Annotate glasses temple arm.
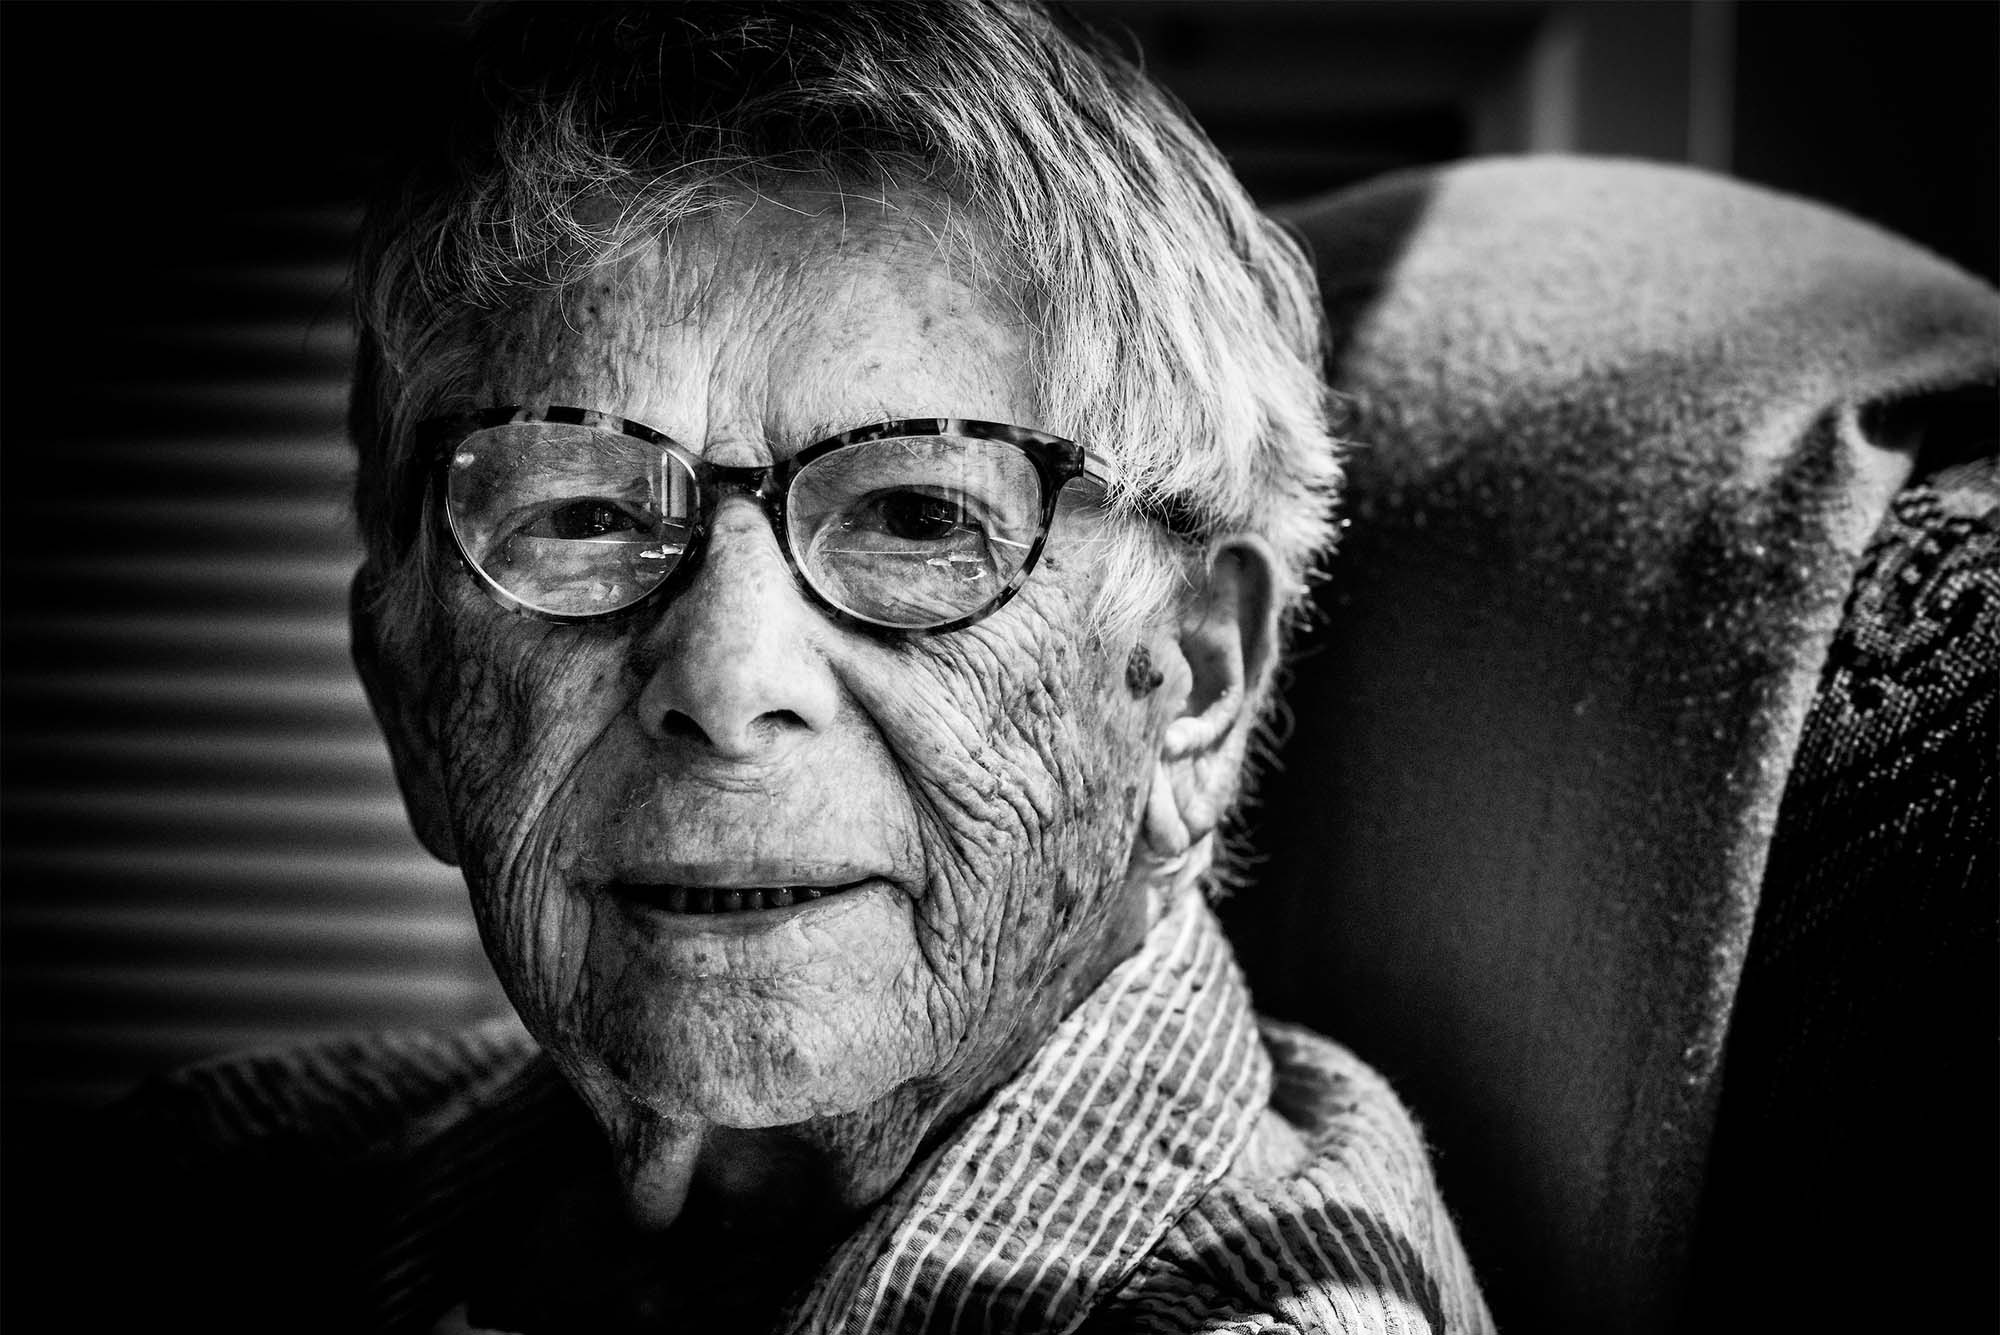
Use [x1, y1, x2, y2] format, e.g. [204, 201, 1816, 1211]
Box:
[1078, 449, 1206, 539]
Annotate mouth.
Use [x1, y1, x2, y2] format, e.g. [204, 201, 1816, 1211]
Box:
[607, 880, 871, 915]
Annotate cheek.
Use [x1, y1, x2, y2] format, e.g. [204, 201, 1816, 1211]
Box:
[430, 606, 630, 1024]
[856, 601, 1159, 1059]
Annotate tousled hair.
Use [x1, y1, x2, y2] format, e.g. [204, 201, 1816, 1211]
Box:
[350, 0, 1341, 807]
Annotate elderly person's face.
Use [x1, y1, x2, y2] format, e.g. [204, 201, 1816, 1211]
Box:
[363, 189, 1269, 1223]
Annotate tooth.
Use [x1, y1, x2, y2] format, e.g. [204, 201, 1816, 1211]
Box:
[797, 887, 823, 901]
[717, 889, 743, 912]
[665, 886, 688, 913]
[687, 886, 713, 914]
[767, 887, 794, 908]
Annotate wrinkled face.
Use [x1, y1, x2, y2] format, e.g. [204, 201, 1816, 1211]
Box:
[400, 194, 1173, 1164]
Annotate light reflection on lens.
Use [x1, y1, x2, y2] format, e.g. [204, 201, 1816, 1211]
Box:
[446, 423, 694, 617]
[787, 435, 1043, 628]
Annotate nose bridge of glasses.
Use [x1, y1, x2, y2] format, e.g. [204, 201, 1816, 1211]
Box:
[693, 462, 794, 566]
[686, 464, 797, 581]
[700, 459, 786, 499]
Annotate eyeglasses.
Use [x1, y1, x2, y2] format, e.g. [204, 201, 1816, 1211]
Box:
[420, 406, 1125, 634]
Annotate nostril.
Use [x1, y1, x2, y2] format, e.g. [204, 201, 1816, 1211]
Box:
[735, 710, 813, 746]
[655, 711, 710, 746]
[629, 546, 840, 749]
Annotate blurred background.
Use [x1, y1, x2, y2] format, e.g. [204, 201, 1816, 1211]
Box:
[2, 0, 1993, 1137]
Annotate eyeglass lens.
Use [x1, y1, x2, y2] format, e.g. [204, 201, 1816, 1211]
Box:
[444, 423, 1048, 627]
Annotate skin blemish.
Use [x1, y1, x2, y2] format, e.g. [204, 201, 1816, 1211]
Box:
[1124, 644, 1163, 698]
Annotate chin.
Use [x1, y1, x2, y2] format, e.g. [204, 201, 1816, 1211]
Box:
[549, 975, 943, 1131]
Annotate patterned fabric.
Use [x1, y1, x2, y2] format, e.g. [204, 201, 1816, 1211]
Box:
[95, 894, 1492, 1333]
[786, 893, 1271, 1333]
[1691, 456, 2000, 1330]
[1098, 1022, 1491, 1335]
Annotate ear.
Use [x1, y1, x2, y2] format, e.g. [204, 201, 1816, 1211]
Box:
[350, 572, 459, 866]
[1144, 537, 1280, 855]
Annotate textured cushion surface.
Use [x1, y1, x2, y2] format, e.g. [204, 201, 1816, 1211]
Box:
[1233, 156, 2000, 1332]
[1693, 460, 1998, 1330]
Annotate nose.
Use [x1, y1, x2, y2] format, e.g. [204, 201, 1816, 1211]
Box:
[631, 497, 839, 758]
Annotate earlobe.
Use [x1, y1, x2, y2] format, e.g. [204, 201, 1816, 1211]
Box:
[1153, 537, 1280, 845]
[350, 574, 459, 866]
[1141, 758, 1193, 858]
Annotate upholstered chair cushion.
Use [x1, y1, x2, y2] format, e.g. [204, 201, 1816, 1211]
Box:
[1234, 156, 1998, 1332]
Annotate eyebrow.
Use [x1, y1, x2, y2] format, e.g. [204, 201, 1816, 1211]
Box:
[792, 415, 868, 446]
[790, 411, 934, 447]
[631, 413, 882, 460]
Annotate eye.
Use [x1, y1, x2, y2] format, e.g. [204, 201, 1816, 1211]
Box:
[866, 490, 976, 541]
[523, 498, 653, 541]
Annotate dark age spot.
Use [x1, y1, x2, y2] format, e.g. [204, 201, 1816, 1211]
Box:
[1124, 644, 1163, 698]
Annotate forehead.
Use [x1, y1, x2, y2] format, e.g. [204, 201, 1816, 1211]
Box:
[471, 189, 1038, 452]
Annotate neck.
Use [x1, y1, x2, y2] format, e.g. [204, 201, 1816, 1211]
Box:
[481, 1145, 847, 1332]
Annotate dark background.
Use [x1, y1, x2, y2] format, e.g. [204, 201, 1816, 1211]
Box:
[3, 0, 1994, 1281]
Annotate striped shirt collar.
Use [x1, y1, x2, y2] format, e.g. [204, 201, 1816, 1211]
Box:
[782, 889, 1273, 1333]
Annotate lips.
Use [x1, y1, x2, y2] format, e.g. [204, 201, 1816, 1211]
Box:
[609, 880, 867, 914]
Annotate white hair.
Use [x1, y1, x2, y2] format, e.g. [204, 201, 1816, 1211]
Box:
[352, 0, 1340, 726]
